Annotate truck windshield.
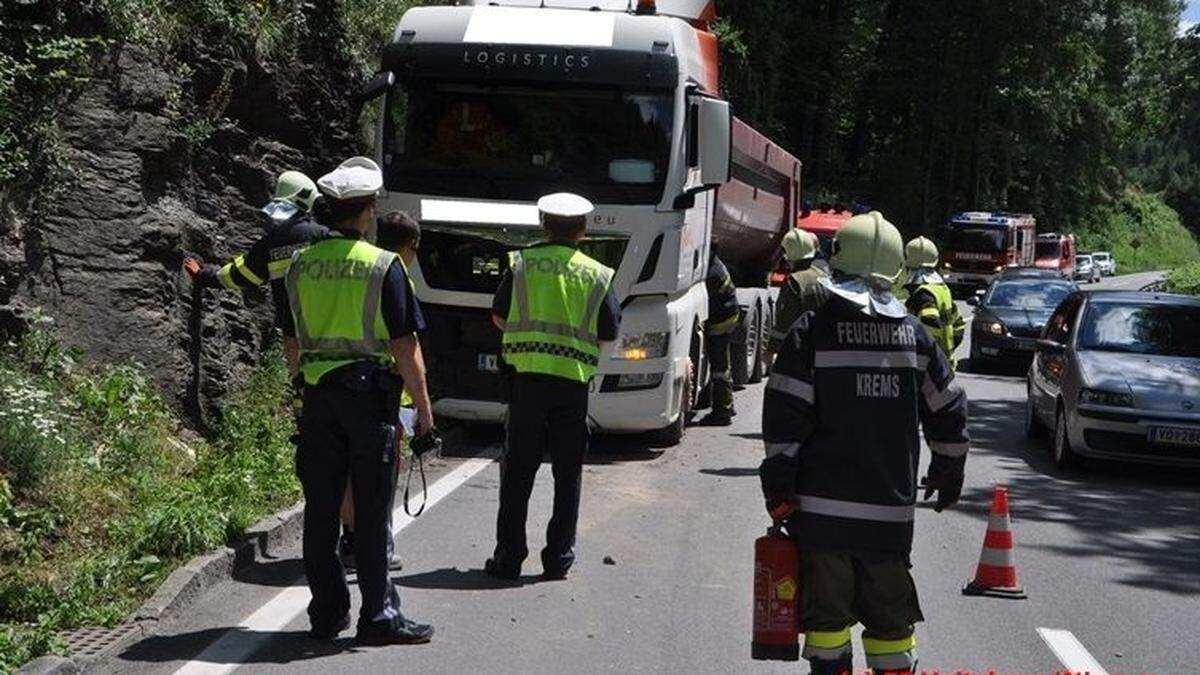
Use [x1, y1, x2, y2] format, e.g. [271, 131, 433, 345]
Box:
[385, 82, 674, 204]
[942, 227, 1005, 253]
[1035, 240, 1061, 259]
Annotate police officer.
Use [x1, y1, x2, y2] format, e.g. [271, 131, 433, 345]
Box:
[697, 252, 740, 426]
[486, 193, 621, 581]
[337, 211, 423, 571]
[184, 170, 328, 328]
[283, 157, 434, 645]
[768, 230, 829, 361]
[903, 236, 965, 368]
[759, 212, 969, 674]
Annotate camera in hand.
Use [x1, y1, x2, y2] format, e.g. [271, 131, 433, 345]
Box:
[410, 429, 441, 458]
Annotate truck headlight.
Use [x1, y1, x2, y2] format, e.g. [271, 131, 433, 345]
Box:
[1079, 388, 1134, 407]
[614, 332, 669, 360]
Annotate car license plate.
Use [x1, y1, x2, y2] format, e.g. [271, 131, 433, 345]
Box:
[477, 354, 499, 373]
[1149, 426, 1200, 447]
[1012, 338, 1036, 351]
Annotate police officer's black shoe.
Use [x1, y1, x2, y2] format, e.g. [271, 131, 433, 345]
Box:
[484, 557, 521, 580]
[355, 615, 434, 646]
[541, 566, 570, 581]
[697, 410, 733, 426]
[309, 613, 350, 640]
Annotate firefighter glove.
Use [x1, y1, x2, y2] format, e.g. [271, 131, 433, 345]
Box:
[921, 454, 965, 512]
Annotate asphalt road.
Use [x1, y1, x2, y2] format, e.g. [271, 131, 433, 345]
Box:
[95, 270, 1198, 675]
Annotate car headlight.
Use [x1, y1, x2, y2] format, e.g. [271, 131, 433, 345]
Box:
[983, 320, 1005, 335]
[613, 332, 669, 360]
[942, 262, 951, 269]
[1079, 388, 1134, 407]
[993, 265, 1004, 273]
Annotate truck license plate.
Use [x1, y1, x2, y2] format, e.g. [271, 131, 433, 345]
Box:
[477, 354, 499, 373]
[1149, 426, 1200, 447]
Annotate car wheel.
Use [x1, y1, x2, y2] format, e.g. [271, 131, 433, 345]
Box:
[1024, 386, 1046, 439]
[1053, 402, 1080, 469]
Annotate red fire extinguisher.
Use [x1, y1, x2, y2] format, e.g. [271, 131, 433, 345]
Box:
[752, 524, 800, 661]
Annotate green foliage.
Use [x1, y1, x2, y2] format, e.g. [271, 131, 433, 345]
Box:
[0, 334, 299, 668]
[1165, 262, 1200, 296]
[339, 1, 431, 75]
[1073, 191, 1200, 273]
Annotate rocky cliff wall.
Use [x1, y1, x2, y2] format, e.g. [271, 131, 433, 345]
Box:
[0, 25, 361, 423]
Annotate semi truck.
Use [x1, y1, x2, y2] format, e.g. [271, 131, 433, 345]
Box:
[939, 211, 1037, 292]
[365, 0, 799, 445]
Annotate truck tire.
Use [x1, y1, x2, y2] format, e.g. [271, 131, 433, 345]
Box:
[748, 301, 766, 384]
[650, 357, 693, 448]
[731, 305, 758, 386]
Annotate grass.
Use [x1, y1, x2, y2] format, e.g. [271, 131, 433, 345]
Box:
[1073, 190, 1200, 274]
[1164, 261, 1200, 296]
[0, 329, 298, 672]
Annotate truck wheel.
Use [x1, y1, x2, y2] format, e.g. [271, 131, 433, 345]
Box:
[731, 305, 757, 386]
[650, 358, 693, 448]
[748, 301, 766, 384]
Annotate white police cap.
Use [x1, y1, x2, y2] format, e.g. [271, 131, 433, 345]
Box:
[537, 192, 593, 219]
[317, 157, 383, 201]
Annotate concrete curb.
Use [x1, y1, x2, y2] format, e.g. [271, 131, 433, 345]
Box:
[15, 656, 79, 675]
[21, 425, 474, 673]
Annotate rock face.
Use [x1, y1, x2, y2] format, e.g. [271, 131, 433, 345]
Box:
[0, 35, 360, 423]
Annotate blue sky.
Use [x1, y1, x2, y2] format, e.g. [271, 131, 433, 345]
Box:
[1184, 0, 1199, 32]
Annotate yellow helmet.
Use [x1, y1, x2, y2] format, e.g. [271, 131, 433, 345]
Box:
[781, 229, 816, 262]
[274, 170, 318, 212]
[905, 236, 940, 268]
[831, 211, 905, 285]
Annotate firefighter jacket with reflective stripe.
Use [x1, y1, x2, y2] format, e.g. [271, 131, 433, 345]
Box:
[285, 236, 398, 386]
[759, 293, 969, 556]
[705, 255, 740, 335]
[905, 282, 964, 366]
[769, 266, 830, 354]
[197, 213, 329, 325]
[502, 244, 615, 383]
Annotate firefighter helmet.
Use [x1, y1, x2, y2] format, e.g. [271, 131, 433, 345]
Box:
[831, 211, 905, 286]
[905, 236, 940, 269]
[274, 171, 318, 212]
[781, 229, 816, 262]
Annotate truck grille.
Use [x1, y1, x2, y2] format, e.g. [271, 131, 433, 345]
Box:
[422, 304, 507, 403]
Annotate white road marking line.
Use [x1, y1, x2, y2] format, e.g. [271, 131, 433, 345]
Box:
[173, 452, 498, 675]
[1037, 627, 1109, 675]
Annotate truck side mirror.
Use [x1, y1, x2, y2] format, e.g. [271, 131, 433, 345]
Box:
[358, 71, 395, 104]
[697, 98, 731, 187]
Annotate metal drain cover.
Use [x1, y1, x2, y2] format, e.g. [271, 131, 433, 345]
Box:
[62, 623, 142, 659]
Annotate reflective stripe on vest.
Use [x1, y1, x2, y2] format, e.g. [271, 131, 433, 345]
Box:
[502, 245, 614, 383]
[918, 282, 956, 361]
[285, 237, 398, 385]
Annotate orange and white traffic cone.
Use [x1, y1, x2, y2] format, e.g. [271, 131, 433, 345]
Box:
[962, 486, 1027, 599]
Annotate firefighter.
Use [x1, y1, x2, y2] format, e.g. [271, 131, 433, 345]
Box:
[759, 212, 969, 674]
[697, 253, 740, 426]
[338, 211, 422, 571]
[768, 230, 829, 361]
[183, 170, 328, 328]
[486, 193, 621, 581]
[903, 236, 965, 368]
[284, 157, 434, 645]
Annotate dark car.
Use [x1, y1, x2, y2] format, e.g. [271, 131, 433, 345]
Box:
[1026, 292, 1200, 468]
[997, 266, 1064, 280]
[968, 276, 1078, 367]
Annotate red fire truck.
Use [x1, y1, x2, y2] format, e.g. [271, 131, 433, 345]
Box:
[1034, 232, 1076, 278]
[939, 211, 1037, 291]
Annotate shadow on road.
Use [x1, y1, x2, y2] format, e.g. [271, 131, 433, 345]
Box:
[967, 396, 1200, 595]
[698, 467, 759, 477]
[394, 566, 541, 590]
[233, 557, 306, 588]
[117, 628, 352, 665]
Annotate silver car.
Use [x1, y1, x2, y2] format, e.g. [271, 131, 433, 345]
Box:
[1074, 254, 1100, 283]
[1026, 291, 1200, 468]
[1091, 251, 1116, 276]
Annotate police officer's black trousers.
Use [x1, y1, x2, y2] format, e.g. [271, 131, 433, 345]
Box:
[706, 331, 734, 414]
[297, 380, 401, 631]
[495, 374, 590, 572]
